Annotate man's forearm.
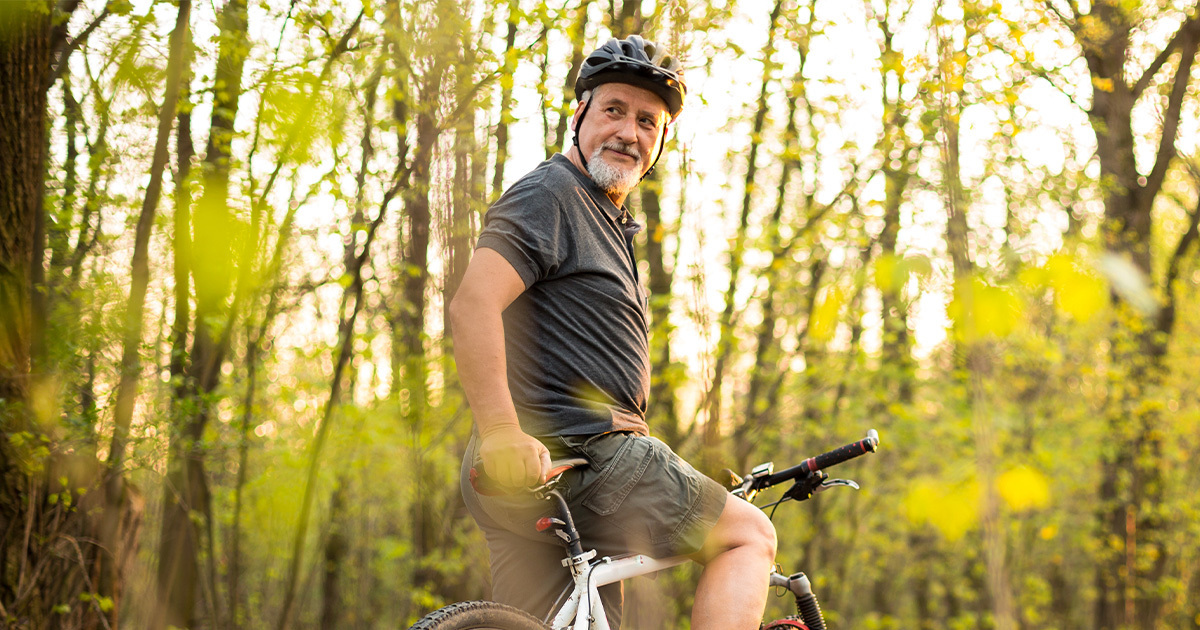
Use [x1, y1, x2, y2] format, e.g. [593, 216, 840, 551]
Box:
[450, 302, 521, 433]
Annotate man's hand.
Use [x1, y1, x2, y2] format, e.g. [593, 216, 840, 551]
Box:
[478, 423, 552, 489]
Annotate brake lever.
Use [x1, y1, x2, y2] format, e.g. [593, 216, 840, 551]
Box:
[781, 471, 827, 502]
[813, 478, 860, 494]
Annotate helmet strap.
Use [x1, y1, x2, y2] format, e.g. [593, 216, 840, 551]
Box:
[572, 97, 593, 172]
[640, 125, 669, 182]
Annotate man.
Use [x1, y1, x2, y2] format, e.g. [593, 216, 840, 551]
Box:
[449, 35, 776, 629]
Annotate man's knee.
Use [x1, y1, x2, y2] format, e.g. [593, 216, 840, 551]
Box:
[694, 495, 777, 564]
[739, 499, 778, 560]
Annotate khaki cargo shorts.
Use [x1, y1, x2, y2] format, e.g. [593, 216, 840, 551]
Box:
[460, 431, 729, 628]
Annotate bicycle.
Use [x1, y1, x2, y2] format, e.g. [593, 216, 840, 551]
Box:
[409, 429, 880, 630]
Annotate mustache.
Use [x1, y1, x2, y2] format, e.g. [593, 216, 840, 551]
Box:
[600, 141, 640, 162]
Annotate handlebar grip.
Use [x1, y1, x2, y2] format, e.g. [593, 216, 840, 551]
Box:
[803, 429, 878, 474]
[757, 429, 879, 489]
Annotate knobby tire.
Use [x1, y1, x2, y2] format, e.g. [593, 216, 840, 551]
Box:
[409, 601, 549, 630]
[760, 617, 810, 629]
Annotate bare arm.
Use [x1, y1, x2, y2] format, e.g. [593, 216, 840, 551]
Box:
[449, 247, 551, 488]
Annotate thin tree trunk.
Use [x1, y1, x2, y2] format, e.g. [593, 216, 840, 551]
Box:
[703, 0, 784, 468]
[399, 9, 454, 615]
[276, 164, 397, 630]
[96, 1, 190, 626]
[871, 0, 918, 402]
[154, 0, 243, 627]
[491, 0, 519, 201]
[641, 169, 682, 443]
[68, 87, 110, 293]
[550, 0, 592, 156]
[320, 485, 347, 630]
[47, 77, 80, 292]
[736, 30, 812, 468]
[613, 0, 643, 34]
[447, 30, 483, 367]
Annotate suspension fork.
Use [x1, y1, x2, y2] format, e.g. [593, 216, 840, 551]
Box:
[769, 572, 827, 630]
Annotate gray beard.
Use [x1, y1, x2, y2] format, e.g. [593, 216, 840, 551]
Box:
[588, 142, 642, 196]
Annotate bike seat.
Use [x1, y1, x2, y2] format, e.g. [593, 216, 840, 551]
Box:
[470, 457, 590, 496]
[545, 457, 589, 481]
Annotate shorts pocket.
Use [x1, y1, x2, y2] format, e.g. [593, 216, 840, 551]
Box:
[580, 435, 654, 516]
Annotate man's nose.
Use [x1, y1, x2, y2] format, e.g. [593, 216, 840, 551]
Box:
[613, 114, 638, 144]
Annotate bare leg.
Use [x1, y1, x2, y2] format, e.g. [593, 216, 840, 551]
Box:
[689, 494, 778, 630]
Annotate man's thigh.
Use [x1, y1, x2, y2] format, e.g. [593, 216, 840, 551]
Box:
[461, 435, 624, 627]
[564, 432, 728, 561]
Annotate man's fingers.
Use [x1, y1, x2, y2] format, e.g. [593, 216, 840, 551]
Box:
[538, 449, 553, 483]
[479, 430, 549, 488]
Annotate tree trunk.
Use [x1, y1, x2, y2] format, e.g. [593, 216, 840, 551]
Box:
[154, 0, 245, 627]
[640, 169, 682, 444]
[870, 0, 919, 403]
[1063, 6, 1200, 627]
[447, 32, 483, 369]
[736, 29, 812, 470]
[491, 1, 519, 201]
[102, 1, 191, 625]
[0, 0, 50, 422]
[550, 0, 592, 157]
[320, 485, 347, 630]
[704, 0, 784, 470]
[0, 2, 53, 625]
[1, 3, 142, 628]
[276, 156, 394, 630]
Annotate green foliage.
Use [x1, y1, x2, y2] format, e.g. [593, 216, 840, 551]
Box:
[15, 0, 1200, 628]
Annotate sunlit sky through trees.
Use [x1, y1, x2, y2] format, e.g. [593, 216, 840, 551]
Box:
[85, 0, 1200, 419]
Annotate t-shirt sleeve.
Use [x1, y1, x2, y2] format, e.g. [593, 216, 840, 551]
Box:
[476, 181, 567, 289]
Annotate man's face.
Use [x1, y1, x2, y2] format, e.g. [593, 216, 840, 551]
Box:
[572, 82, 669, 197]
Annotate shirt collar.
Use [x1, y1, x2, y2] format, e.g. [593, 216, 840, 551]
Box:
[551, 153, 629, 222]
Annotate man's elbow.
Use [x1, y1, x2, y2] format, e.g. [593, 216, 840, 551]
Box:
[448, 290, 484, 338]
[448, 292, 469, 336]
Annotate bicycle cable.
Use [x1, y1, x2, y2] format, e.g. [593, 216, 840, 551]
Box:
[763, 496, 792, 521]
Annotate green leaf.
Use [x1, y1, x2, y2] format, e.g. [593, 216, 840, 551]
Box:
[809, 287, 845, 343]
[948, 276, 1022, 342]
[1045, 254, 1106, 321]
[997, 466, 1051, 512]
[904, 477, 980, 542]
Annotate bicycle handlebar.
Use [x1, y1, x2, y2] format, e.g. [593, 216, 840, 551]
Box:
[752, 429, 879, 490]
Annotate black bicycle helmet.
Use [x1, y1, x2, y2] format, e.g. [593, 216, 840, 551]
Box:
[575, 35, 687, 121]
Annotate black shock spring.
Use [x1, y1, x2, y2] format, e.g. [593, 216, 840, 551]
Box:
[796, 591, 826, 630]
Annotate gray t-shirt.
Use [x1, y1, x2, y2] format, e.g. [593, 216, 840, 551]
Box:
[476, 153, 650, 438]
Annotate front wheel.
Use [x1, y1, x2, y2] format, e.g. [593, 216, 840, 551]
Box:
[761, 618, 810, 629]
[408, 601, 549, 630]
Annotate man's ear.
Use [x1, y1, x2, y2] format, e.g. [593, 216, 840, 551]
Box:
[570, 100, 586, 132]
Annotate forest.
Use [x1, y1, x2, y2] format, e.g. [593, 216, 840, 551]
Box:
[2, 0, 1199, 628]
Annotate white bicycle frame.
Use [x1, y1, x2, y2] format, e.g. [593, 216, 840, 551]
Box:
[546, 551, 805, 630]
[548, 552, 689, 630]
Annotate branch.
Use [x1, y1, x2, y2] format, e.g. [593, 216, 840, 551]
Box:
[1143, 21, 1199, 200]
[985, 31, 1088, 112]
[435, 27, 547, 135]
[1157, 162, 1200, 337]
[1041, 0, 1078, 34]
[1133, 14, 1200, 98]
[47, 7, 111, 87]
